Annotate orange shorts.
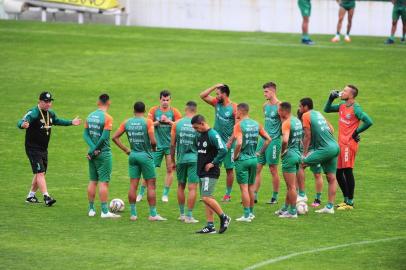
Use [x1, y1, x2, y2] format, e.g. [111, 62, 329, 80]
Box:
[337, 142, 358, 169]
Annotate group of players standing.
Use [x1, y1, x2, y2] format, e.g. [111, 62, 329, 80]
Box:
[298, 0, 406, 45]
[18, 82, 372, 234]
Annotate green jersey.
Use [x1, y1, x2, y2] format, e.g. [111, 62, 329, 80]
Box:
[302, 110, 337, 149]
[234, 118, 267, 161]
[85, 109, 113, 152]
[119, 117, 154, 156]
[263, 102, 282, 139]
[211, 99, 237, 143]
[148, 106, 182, 149]
[395, 0, 406, 7]
[172, 117, 197, 164]
[282, 116, 303, 153]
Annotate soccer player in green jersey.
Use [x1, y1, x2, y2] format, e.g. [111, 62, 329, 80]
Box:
[18, 91, 81, 206]
[137, 90, 182, 203]
[83, 94, 119, 218]
[254, 82, 282, 204]
[296, 109, 325, 208]
[385, 0, 406, 44]
[331, 0, 356, 43]
[200, 83, 237, 202]
[170, 101, 200, 223]
[298, 0, 315, 45]
[192, 115, 231, 234]
[112, 101, 167, 221]
[275, 102, 303, 218]
[300, 98, 339, 214]
[233, 103, 271, 222]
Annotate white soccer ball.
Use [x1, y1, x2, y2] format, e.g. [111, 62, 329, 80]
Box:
[109, 198, 125, 213]
[296, 201, 308, 215]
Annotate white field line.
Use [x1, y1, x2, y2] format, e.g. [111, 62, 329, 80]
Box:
[244, 236, 406, 270]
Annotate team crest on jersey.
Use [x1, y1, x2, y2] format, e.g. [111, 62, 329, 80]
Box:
[270, 111, 275, 117]
[346, 114, 351, 120]
[203, 141, 207, 147]
[225, 111, 231, 117]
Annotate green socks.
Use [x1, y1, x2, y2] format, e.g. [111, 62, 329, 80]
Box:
[298, 190, 306, 197]
[281, 204, 288, 212]
[347, 199, 354, 205]
[243, 207, 250, 218]
[101, 202, 109, 214]
[226, 186, 232, 196]
[187, 209, 193, 218]
[272, 191, 278, 200]
[254, 192, 258, 201]
[249, 207, 254, 215]
[289, 205, 297, 215]
[130, 203, 137, 216]
[326, 203, 334, 209]
[163, 186, 170, 196]
[344, 196, 349, 204]
[390, 35, 395, 41]
[315, 193, 321, 200]
[139, 185, 146, 196]
[207, 221, 214, 228]
[179, 204, 185, 215]
[303, 34, 310, 40]
[89, 201, 95, 211]
[149, 206, 157, 217]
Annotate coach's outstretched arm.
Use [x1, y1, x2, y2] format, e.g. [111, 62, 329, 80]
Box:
[51, 111, 81, 126]
[200, 83, 224, 106]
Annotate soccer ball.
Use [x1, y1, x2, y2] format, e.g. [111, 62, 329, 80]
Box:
[109, 198, 125, 213]
[296, 201, 308, 215]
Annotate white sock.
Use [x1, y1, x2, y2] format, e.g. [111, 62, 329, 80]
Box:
[27, 191, 36, 198]
[335, 34, 340, 38]
[43, 192, 49, 197]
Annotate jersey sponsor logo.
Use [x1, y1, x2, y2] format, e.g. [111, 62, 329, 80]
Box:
[346, 114, 352, 120]
[203, 141, 207, 147]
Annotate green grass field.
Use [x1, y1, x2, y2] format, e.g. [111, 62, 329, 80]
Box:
[1, 20, 405, 270]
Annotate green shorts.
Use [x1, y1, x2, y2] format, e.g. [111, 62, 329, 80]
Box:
[200, 177, 218, 197]
[153, 147, 170, 167]
[393, 6, 406, 22]
[298, 0, 311, 17]
[282, 150, 301, 173]
[235, 157, 258, 185]
[310, 164, 322, 174]
[129, 152, 156, 180]
[303, 144, 339, 174]
[177, 162, 199, 184]
[89, 151, 112, 182]
[340, 1, 355, 11]
[257, 137, 281, 165]
[220, 144, 235, 170]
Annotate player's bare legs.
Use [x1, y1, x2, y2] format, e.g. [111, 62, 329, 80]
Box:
[332, 8, 346, 42]
[147, 179, 166, 221]
[128, 179, 139, 220]
[254, 164, 263, 202]
[162, 155, 174, 202]
[177, 183, 186, 220]
[279, 172, 297, 218]
[345, 8, 355, 42]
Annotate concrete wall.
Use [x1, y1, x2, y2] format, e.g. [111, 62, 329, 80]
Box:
[127, 0, 398, 37]
[2, 0, 402, 37]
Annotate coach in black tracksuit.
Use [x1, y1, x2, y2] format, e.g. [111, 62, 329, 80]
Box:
[191, 114, 231, 234]
[17, 92, 81, 206]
